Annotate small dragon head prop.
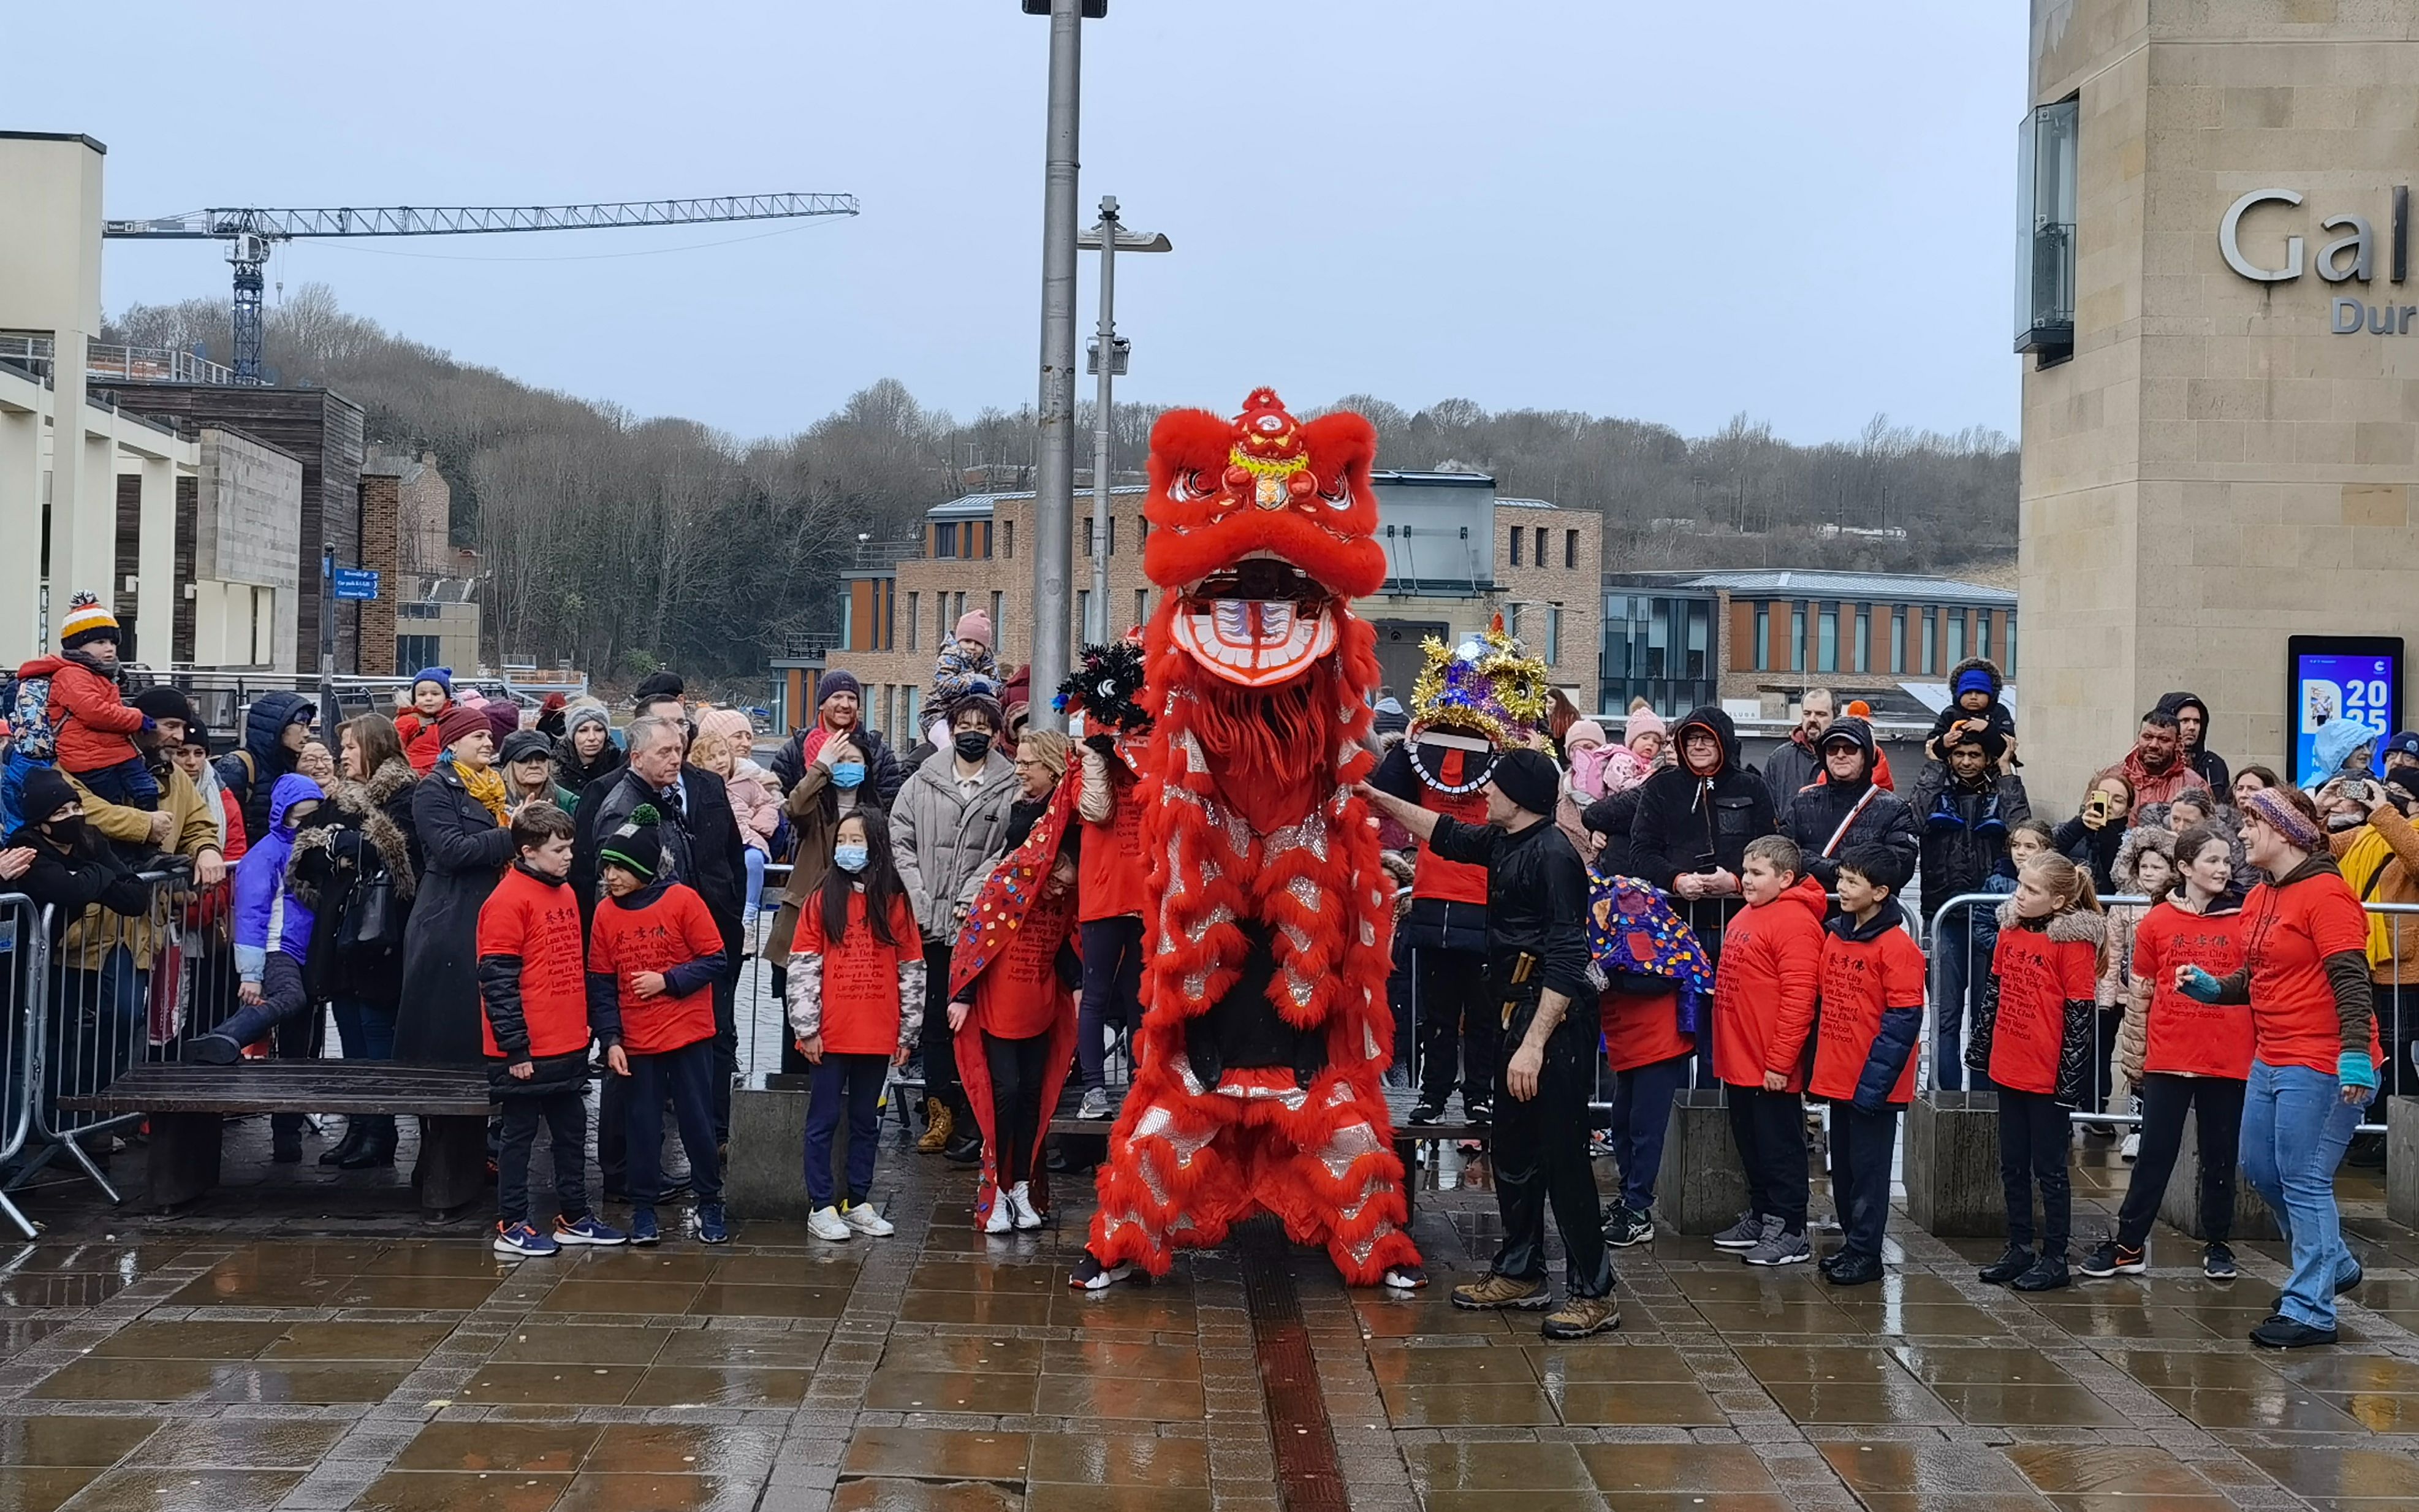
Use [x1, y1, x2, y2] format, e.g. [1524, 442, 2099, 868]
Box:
[1409, 614, 1553, 750]
[1054, 636, 1153, 738]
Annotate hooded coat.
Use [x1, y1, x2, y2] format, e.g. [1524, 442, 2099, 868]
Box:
[1629, 705, 1779, 900]
[217, 691, 314, 845]
[393, 756, 517, 1065]
[1780, 716, 1919, 889]
[2306, 715, 2377, 791]
[231, 773, 325, 979]
[288, 757, 420, 1005]
[2152, 691, 2231, 796]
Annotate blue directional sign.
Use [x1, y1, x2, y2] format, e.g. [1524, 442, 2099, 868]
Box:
[332, 568, 380, 601]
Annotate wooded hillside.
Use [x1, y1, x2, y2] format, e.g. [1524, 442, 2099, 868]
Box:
[107, 287, 2016, 682]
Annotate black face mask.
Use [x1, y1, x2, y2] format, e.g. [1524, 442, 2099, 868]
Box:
[41, 816, 85, 848]
[954, 731, 993, 762]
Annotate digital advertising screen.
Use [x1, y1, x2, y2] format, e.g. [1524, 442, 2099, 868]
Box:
[2288, 636, 2404, 789]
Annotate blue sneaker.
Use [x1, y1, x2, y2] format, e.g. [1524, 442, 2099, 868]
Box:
[554, 1214, 627, 1247]
[628, 1208, 660, 1247]
[696, 1202, 729, 1245]
[493, 1221, 558, 1258]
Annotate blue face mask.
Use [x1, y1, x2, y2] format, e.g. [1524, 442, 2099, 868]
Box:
[833, 843, 869, 874]
[830, 761, 867, 790]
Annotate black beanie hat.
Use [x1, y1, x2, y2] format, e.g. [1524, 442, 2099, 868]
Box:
[131, 686, 196, 727]
[632, 671, 686, 709]
[601, 803, 664, 881]
[1489, 747, 1561, 818]
[21, 767, 78, 827]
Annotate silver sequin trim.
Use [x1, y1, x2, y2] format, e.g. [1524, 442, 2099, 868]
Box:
[1278, 922, 1314, 955]
[1186, 903, 1236, 944]
[1286, 876, 1323, 913]
[1318, 1121, 1383, 1178]
[1173, 1055, 1205, 1097]
[1362, 1024, 1383, 1061]
[1285, 968, 1316, 1009]
[1327, 1080, 1357, 1108]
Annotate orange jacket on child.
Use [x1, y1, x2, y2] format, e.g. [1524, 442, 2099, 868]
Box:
[1808, 906, 1927, 1108]
[13, 653, 147, 775]
[1972, 905, 2104, 1101]
[1711, 872, 1828, 1091]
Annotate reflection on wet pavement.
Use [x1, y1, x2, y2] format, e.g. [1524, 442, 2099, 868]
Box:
[0, 1128, 2409, 1511]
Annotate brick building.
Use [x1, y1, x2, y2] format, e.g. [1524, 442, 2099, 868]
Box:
[788, 470, 1603, 744]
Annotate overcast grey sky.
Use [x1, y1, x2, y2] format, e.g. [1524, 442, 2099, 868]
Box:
[17, 2, 2027, 447]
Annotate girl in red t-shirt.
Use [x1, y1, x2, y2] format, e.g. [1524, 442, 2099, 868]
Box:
[2083, 824, 2250, 1280]
[785, 809, 924, 1242]
[1970, 851, 2105, 1294]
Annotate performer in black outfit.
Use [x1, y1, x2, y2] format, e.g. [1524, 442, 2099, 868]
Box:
[1358, 748, 1617, 1338]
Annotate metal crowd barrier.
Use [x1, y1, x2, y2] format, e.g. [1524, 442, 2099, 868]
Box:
[0, 892, 43, 1238]
[1925, 892, 2419, 1139]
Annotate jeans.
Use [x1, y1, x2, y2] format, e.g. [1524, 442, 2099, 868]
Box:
[710, 974, 737, 1144]
[1076, 917, 1144, 1093]
[984, 1031, 1051, 1186]
[50, 944, 146, 1107]
[1411, 946, 1495, 1109]
[1997, 1087, 2072, 1258]
[1828, 1101, 1898, 1262]
[2114, 1073, 2245, 1250]
[208, 953, 311, 1050]
[329, 992, 400, 1145]
[1726, 1083, 1810, 1233]
[2240, 1058, 2364, 1329]
[497, 1089, 588, 1226]
[75, 756, 159, 811]
[1606, 1052, 1691, 1213]
[1489, 1021, 1612, 1298]
[742, 847, 766, 924]
[625, 1039, 722, 1207]
[1931, 911, 1993, 1092]
[804, 1051, 887, 1209]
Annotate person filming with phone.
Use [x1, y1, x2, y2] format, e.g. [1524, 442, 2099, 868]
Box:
[2318, 731, 2419, 1121]
[2055, 772, 2134, 894]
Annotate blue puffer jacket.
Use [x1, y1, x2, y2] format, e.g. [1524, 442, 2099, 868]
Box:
[232, 773, 326, 981]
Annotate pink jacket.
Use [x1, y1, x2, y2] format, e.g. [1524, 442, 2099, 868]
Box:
[727, 756, 781, 854]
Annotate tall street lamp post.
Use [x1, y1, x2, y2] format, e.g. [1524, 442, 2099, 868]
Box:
[1079, 197, 1171, 644]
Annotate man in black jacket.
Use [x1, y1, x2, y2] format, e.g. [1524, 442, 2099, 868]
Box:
[1359, 748, 1617, 1340]
[217, 691, 315, 845]
[1762, 689, 1834, 815]
[1782, 716, 1919, 892]
[769, 673, 905, 812]
[1913, 726, 2031, 1091]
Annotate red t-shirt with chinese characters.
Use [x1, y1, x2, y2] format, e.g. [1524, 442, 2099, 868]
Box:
[1808, 919, 1927, 1104]
[1601, 987, 1693, 1072]
[2127, 900, 2254, 1081]
[476, 865, 590, 1061]
[1079, 765, 1148, 922]
[974, 884, 1079, 1040]
[1412, 753, 1490, 908]
[2239, 870, 2380, 1076]
[1987, 918, 2100, 1096]
[588, 882, 726, 1055]
[792, 889, 921, 1057]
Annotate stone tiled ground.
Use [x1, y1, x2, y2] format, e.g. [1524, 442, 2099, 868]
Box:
[0, 1120, 2415, 1511]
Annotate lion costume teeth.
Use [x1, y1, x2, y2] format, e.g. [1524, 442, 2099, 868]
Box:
[1086, 389, 1421, 1288]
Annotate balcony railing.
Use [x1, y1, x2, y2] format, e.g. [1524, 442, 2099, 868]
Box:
[0, 334, 238, 387]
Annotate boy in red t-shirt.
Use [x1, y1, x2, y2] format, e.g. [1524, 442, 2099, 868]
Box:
[479, 806, 624, 1257]
[589, 805, 733, 1247]
[1709, 835, 1827, 1267]
[1806, 843, 1927, 1286]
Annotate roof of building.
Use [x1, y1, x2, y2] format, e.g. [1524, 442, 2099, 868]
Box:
[1494, 496, 1563, 512]
[1607, 568, 2015, 607]
[929, 484, 1147, 519]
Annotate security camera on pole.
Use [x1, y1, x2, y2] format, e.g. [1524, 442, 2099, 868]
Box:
[1080, 198, 1171, 643]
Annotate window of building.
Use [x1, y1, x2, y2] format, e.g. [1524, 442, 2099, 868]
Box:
[1508, 528, 1522, 566]
[1977, 610, 1992, 662]
[1508, 602, 1524, 643]
[1077, 589, 1092, 642]
[1853, 606, 1869, 674]
[1947, 610, 1967, 667]
[1598, 591, 1718, 717]
[938, 594, 951, 652]
[902, 686, 919, 740]
[2004, 614, 2017, 677]
[1547, 604, 1562, 665]
[1754, 605, 1770, 670]
[2015, 96, 2079, 364]
[1109, 516, 1118, 557]
[395, 634, 439, 675]
[982, 521, 994, 558]
[1134, 588, 1148, 634]
[1534, 527, 1547, 569]
[906, 591, 919, 651]
[1003, 519, 1014, 558]
[936, 522, 958, 558]
[1817, 604, 1839, 673]
[1564, 530, 1578, 569]
[990, 590, 1004, 659]
[1790, 604, 1806, 672]
[1920, 609, 1936, 675]
[1891, 608, 1906, 674]
[1082, 517, 1094, 557]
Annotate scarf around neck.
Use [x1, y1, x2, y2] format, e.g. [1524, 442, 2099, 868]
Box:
[451, 756, 510, 828]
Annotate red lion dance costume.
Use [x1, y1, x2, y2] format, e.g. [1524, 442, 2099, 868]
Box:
[1078, 389, 1423, 1291]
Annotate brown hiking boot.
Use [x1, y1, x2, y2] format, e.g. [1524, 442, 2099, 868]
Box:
[916, 1100, 953, 1153]
[1541, 1293, 1620, 1339]
[1451, 1273, 1551, 1311]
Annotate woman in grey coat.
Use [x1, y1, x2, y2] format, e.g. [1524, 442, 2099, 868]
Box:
[890, 693, 1020, 1160]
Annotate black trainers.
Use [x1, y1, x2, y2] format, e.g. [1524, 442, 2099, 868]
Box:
[2249, 1312, 2337, 1348]
[1405, 1103, 1445, 1126]
[2011, 1254, 2071, 1293]
[1824, 1252, 1882, 1286]
[1979, 1244, 2035, 1286]
[1462, 1100, 1493, 1126]
[1601, 1205, 1654, 1248]
[2077, 1240, 2145, 1279]
[2202, 1244, 2238, 1280]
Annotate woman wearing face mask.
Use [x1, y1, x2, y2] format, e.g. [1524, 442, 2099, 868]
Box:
[2083, 825, 2250, 1282]
[6, 769, 156, 1109]
[2174, 786, 2383, 1348]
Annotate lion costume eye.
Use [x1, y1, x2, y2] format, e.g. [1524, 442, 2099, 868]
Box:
[1169, 468, 1213, 504]
[1318, 479, 1355, 511]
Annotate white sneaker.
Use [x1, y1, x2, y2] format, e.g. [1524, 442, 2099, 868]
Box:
[2120, 1131, 2141, 1161]
[843, 1201, 894, 1237]
[1007, 1182, 1043, 1231]
[661, 1132, 693, 1188]
[808, 1206, 852, 1242]
[984, 1195, 1014, 1234]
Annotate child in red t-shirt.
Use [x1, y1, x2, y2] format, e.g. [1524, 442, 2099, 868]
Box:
[1969, 851, 2105, 1294]
[479, 806, 623, 1257]
[785, 810, 924, 1242]
[1709, 835, 1826, 1266]
[589, 804, 733, 1247]
[1806, 843, 1927, 1286]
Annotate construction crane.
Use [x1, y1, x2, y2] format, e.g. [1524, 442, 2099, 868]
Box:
[102, 193, 860, 383]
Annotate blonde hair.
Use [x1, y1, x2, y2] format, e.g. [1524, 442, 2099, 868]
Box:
[1019, 729, 1073, 781]
[1743, 834, 1802, 881]
[688, 728, 734, 774]
[2019, 850, 2103, 916]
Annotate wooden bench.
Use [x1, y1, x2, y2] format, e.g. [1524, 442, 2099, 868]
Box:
[60, 1063, 493, 1218]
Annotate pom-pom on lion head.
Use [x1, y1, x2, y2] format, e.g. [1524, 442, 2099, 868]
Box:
[1054, 636, 1153, 738]
[1410, 614, 1554, 750]
[1142, 389, 1384, 689]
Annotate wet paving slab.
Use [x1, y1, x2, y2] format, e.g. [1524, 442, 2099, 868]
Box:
[0, 1121, 2413, 1510]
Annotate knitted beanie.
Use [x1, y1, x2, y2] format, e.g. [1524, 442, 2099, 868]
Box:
[818, 670, 863, 707]
[601, 803, 664, 881]
[954, 609, 994, 651]
[410, 667, 454, 699]
[1491, 747, 1561, 818]
[1563, 719, 1608, 752]
[59, 593, 120, 650]
[21, 767, 77, 826]
[2243, 786, 2323, 851]
[435, 705, 490, 749]
[564, 701, 612, 736]
[132, 686, 196, 727]
[1624, 707, 1668, 748]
